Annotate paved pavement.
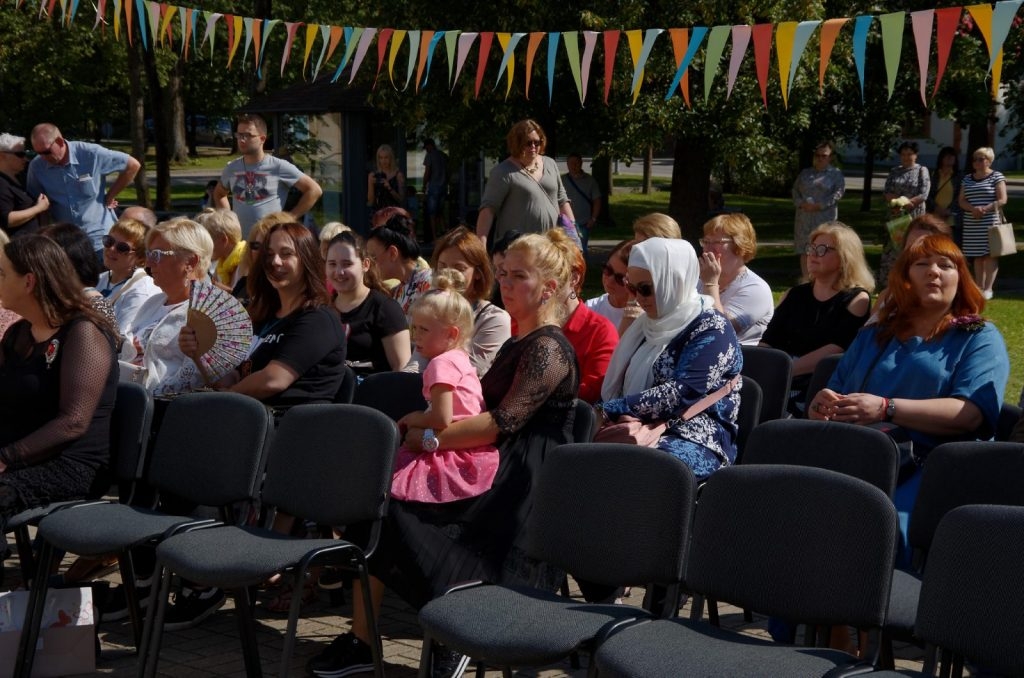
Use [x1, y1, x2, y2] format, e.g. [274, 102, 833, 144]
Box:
[1, 547, 927, 677]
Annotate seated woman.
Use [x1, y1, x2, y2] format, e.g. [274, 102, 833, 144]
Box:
[760, 222, 874, 414]
[0, 231, 16, 338]
[41, 223, 118, 332]
[598, 237, 743, 480]
[586, 239, 638, 335]
[632, 212, 682, 241]
[809, 234, 1009, 558]
[0, 235, 118, 532]
[307, 229, 580, 677]
[186, 222, 346, 407]
[366, 214, 432, 319]
[120, 218, 214, 396]
[96, 217, 160, 335]
[698, 213, 774, 344]
[325, 231, 409, 376]
[232, 211, 295, 305]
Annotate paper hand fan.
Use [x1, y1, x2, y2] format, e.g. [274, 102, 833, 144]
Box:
[187, 281, 252, 384]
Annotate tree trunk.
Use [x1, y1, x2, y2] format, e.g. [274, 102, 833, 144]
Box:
[142, 48, 172, 210]
[127, 40, 150, 208]
[668, 138, 711, 243]
[860, 149, 875, 213]
[642, 145, 653, 195]
[167, 60, 189, 165]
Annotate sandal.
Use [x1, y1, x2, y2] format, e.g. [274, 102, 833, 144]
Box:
[63, 554, 119, 583]
[262, 579, 317, 613]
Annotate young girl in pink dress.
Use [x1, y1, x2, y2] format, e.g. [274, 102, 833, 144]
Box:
[392, 270, 500, 503]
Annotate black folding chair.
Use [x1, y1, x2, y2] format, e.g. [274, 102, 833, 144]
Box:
[353, 371, 426, 421]
[739, 345, 792, 421]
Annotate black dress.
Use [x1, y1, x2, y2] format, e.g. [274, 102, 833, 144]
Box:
[369, 325, 579, 609]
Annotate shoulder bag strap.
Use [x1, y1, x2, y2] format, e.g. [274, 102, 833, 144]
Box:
[680, 374, 741, 421]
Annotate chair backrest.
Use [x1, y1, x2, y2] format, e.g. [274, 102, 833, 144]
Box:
[907, 441, 1024, 556]
[741, 419, 899, 497]
[995, 402, 1022, 441]
[571, 400, 597, 443]
[687, 464, 898, 629]
[734, 377, 763, 463]
[146, 392, 274, 508]
[332, 365, 357, 404]
[262, 404, 399, 527]
[110, 381, 154, 485]
[914, 505, 1024, 676]
[353, 371, 426, 421]
[805, 353, 843, 413]
[526, 443, 696, 590]
[739, 346, 792, 421]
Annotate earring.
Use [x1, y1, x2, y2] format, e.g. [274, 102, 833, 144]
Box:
[540, 296, 549, 306]
[569, 291, 578, 300]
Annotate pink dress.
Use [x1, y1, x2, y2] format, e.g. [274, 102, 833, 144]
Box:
[391, 349, 500, 503]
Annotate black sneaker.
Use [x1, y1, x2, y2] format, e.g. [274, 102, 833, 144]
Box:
[99, 583, 151, 622]
[431, 645, 470, 678]
[162, 587, 225, 631]
[306, 632, 374, 677]
[317, 567, 349, 591]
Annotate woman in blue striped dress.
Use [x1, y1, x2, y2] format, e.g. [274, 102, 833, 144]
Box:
[958, 146, 1008, 299]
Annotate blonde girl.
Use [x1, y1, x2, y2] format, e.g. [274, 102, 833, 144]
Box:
[391, 270, 499, 503]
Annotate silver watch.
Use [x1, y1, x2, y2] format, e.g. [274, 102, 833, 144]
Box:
[422, 428, 439, 452]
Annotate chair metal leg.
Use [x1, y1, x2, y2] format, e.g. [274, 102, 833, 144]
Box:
[689, 594, 706, 621]
[14, 540, 56, 678]
[707, 598, 720, 626]
[232, 586, 262, 678]
[279, 570, 308, 678]
[140, 567, 175, 678]
[356, 561, 385, 678]
[417, 631, 434, 678]
[118, 552, 144, 648]
[14, 525, 36, 584]
[474, 662, 486, 678]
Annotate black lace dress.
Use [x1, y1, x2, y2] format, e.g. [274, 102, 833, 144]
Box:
[0, 316, 118, 531]
[369, 325, 579, 609]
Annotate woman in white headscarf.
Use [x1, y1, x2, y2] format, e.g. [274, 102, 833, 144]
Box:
[597, 237, 743, 479]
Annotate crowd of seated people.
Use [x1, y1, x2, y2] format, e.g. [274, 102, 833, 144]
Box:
[0, 178, 1017, 677]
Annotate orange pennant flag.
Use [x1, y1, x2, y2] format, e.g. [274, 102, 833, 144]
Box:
[668, 28, 692, 108]
[525, 32, 545, 99]
[818, 18, 848, 92]
[416, 30, 434, 91]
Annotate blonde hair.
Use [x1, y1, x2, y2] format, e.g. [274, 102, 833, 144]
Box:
[973, 146, 995, 162]
[109, 217, 149, 267]
[375, 144, 397, 172]
[703, 213, 758, 262]
[249, 211, 295, 244]
[194, 208, 242, 245]
[505, 229, 574, 325]
[410, 269, 474, 349]
[807, 222, 876, 293]
[319, 221, 351, 244]
[0, 229, 9, 247]
[633, 213, 682, 240]
[147, 218, 214, 277]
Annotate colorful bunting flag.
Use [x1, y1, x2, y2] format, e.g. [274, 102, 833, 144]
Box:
[852, 15, 873, 102]
[752, 23, 772, 108]
[879, 12, 904, 101]
[704, 25, 730, 102]
[818, 18, 848, 93]
[910, 10, 933, 106]
[727, 25, 752, 98]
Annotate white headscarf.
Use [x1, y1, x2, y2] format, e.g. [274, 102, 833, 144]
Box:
[601, 238, 705, 400]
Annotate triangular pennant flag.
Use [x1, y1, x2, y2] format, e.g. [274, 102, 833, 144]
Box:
[453, 32, 477, 90]
[444, 31, 460, 88]
[879, 12, 905, 100]
[703, 25, 731, 102]
[125, 0, 135, 44]
[752, 23, 772, 108]
[932, 7, 960, 97]
[852, 15, 874, 102]
[189, 9, 199, 58]
[991, 47, 1003, 98]
[727, 25, 752, 98]
[227, 15, 244, 69]
[179, 7, 189, 56]
[374, 28, 394, 86]
[628, 28, 663, 104]
[241, 17, 255, 66]
[280, 21, 299, 76]
[201, 12, 221, 59]
[818, 18, 848, 92]
[400, 30, 420, 91]
[784, 20, 820, 106]
[666, 28, 707, 105]
[331, 26, 359, 82]
[131, 0, 145, 48]
[93, 0, 106, 30]
[524, 32, 544, 99]
[910, 10, 933, 106]
[421, 30, 445, 88]
[257, 20, 278, 77]
[68, 0, 80, 24]
[547, 31, 560, 105]
[495, 32, 525, 100]
[302, 24, 318, 75]
[474, 32, 494, 99]
[562, 31, 583, 104]
[349, 27, 377, 85]
[145, 2, 159, 49]
[112, 0, 121, 38]
[385, 29, 408, 88]
[667, 28, 690, 106]
[775, 22, 797, 108]
[580, 31, 599, 104]
[312, 24, 332, 79]
[603, 30, 620, 104]
[325, 25, 344, 68]
[159, 3, 176, 47]
[969, 1, 1023, 72]
[414, 30, 434, 90]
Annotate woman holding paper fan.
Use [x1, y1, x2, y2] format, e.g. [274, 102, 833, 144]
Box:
[120, 218, 214, 396]
[183, 222, 346, 406]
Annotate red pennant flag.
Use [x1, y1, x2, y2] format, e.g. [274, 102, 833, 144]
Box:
[752, 23, 773, 108]
[603, 30, 620, 104]
[933, 7, 961, 97]
[374, 28, 394, 86]
[474, 32, 494, 98]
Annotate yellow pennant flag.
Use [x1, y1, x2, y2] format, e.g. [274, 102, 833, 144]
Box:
[227, 14, 244, 68]
[775, 21, 797, 109]
[303, 23, 319, 75]
[388, 29, 407, 88]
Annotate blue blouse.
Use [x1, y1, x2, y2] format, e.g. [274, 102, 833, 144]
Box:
[828, 322, 1009, 451]
[602, 310, 743, 479]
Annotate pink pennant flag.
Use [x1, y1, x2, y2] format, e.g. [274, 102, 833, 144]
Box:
[201, 12, 221, 58]
[603, 30, 620, 105]
[580, 31, 599, 104]
[524, 32, 545, 99]
[146, 2, 159, 46]
[752, 23, 773, 108]
[374, 28, 394, 86]
[910, 10, 934, 106]
[453, 32, 478, 91]
[932, 7, 961, 97]
[818, 18, 848, 92]
[726, 25, 751, 98]
[349, 28, 377, 85]
[474, 32, 494, 99]
[93, 0, 106, 30]
[281, 21, 302, 76]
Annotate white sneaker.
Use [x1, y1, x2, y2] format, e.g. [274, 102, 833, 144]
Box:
[983, 289, 994, 300]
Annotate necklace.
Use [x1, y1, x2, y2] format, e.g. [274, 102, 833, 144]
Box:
[519, 157, 541, 176]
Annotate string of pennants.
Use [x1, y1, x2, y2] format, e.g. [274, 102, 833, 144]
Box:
[19, 0, 1024, 107]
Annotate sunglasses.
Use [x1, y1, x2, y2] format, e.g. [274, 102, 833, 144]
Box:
[524, 139, 542, 148]
[248, 241, 262, 251]
[146, 248, 178, 264]
[625, 280, 655, 298]
[2, 150, 29, 159]
[602, 265, 626, 286]
[101, 235, 134, 254]
[699, 237, 733, 248]
[805, 244, 837, 257]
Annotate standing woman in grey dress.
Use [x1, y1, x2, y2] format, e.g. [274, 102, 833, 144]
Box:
[959, 146, 1008, 299]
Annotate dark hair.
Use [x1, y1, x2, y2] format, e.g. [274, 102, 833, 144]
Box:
[248, 222, 327, 327]
[491, 230, 523, 257]
[41, 222, 101, 287]
[236, 113, 267, 136]
[327, 231, 387, 294]
[567, 151, 583, 162]
[935, 146, 958, 172]
[3, 235, 113, 335]
[368, 215, 420, 261]
[898, 141, 919, 153]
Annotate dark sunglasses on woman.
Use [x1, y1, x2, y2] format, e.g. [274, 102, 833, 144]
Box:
[625, 280, 655, 298]
[101, 235, 134, 254]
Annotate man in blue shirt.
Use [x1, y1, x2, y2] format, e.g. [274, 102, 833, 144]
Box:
[26, 123, 140, 255]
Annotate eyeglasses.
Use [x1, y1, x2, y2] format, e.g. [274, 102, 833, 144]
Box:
[35, 140, 58, 157]
[524, 139, 542, 148]
[624, 280, 655, 298]
[805, 243, 837, 257]
[699, 237, 733, 248]
[234, 132, 260, 141]
[146, 248, 178, 264]
[973, 156, 988, 162]
[1, 150, 28, 159]
[101, 235, 134, 254]
[814, 153, 831, 159]
[602, 265, 626, 286]
[247, 241, 262, 251]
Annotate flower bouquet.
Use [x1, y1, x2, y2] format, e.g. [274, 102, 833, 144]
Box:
[886, 197, 914, 247]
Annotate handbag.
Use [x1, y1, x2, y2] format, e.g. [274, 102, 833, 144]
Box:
[594, 376, 740, 447]
[988, 206, 1016, 257]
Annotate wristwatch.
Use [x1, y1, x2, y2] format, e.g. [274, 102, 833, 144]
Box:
[422, 428, 439, 452]
[885, 398, 897, 422]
